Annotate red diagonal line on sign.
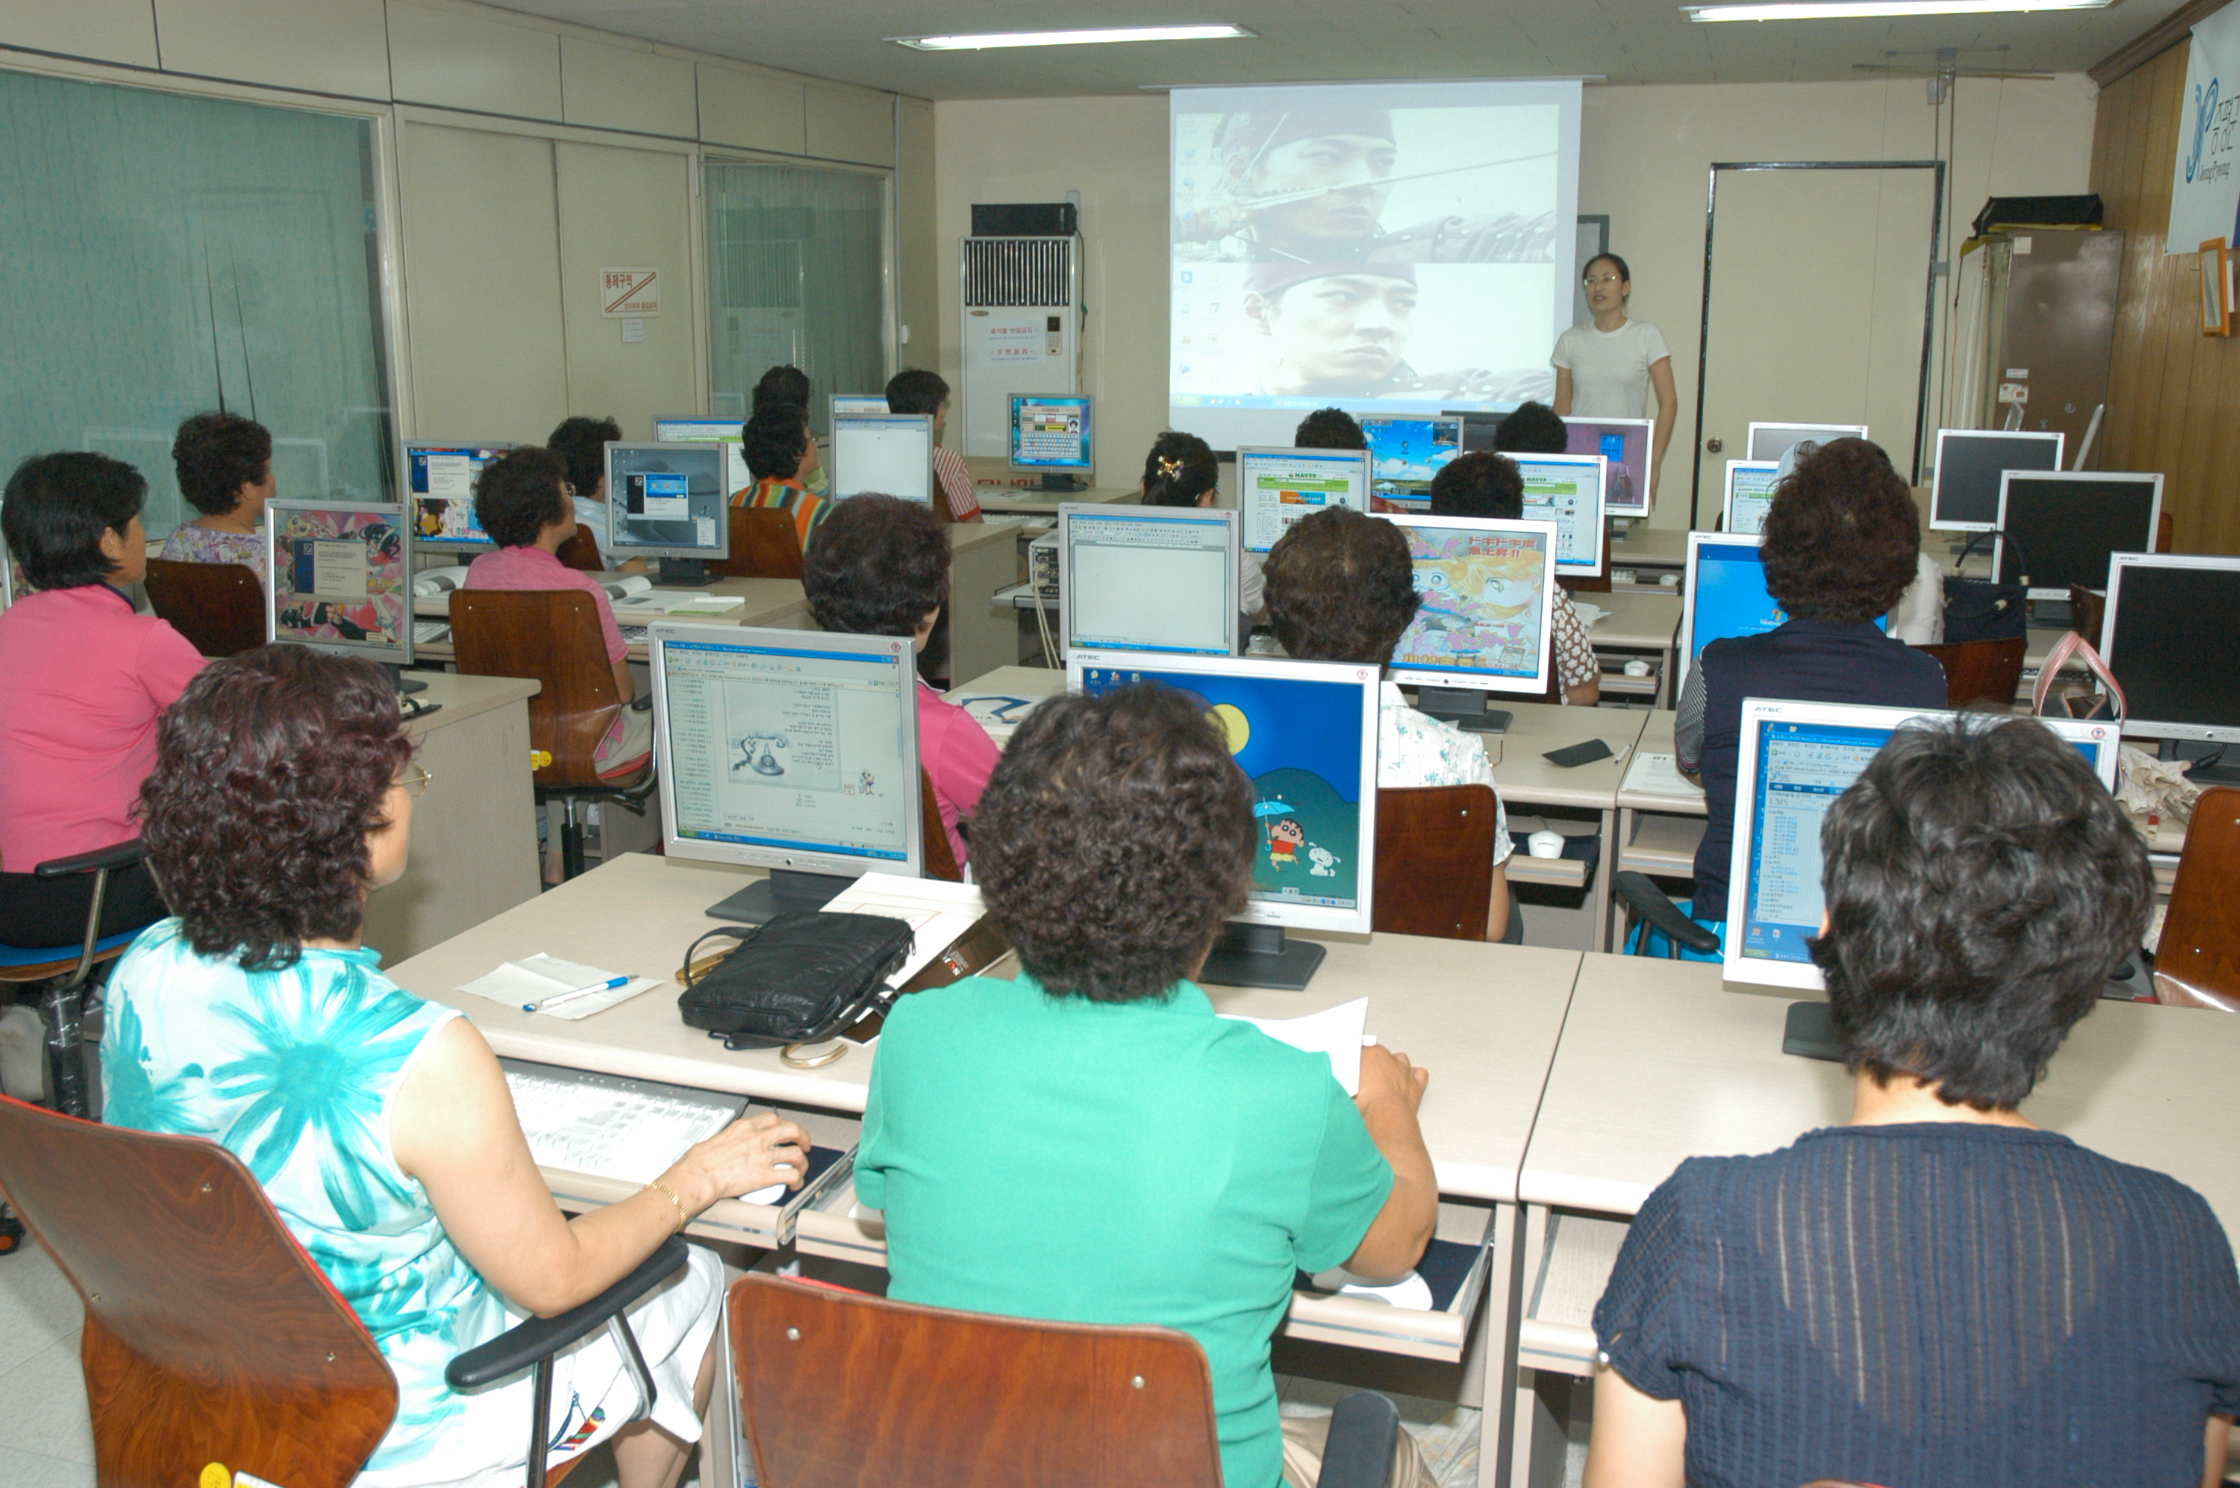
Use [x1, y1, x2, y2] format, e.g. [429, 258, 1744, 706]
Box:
[604, 272, 654, 315]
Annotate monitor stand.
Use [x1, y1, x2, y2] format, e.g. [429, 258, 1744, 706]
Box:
[706, 869, 855, 925]
[1413, 687, 1512, 735]
[2160, 737, 2240, 786]
[1197, 921, 1326, 991]
[1037, 472, 1087, 492]
[655, 557, 720, 588]
[384, 663, 428, 697]
[1781, 1001, 1843, 1062]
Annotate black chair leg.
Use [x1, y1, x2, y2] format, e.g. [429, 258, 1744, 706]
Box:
[525, 1353, 553, 1488]
[0, 1202, 25, 1255]
[42, 983, 90, 1121]
[559, 798, 587, 882]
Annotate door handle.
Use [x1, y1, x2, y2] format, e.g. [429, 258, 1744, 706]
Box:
[1705, 437, 1724, 454]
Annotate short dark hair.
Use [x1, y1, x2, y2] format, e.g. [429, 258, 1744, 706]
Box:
[140, 645, 415, 973]
[172, 412, 272, 518]
[744, 400, 811, 483]
[1262, 507, 1419, 665]
[547, 416, 620, 499]
[1584, 252, 1632, 285]
[473, 447, 569, 549]
[1141, 432, 1218, 506]
[803, 493, 949, 636]
[1814, 716, 2152, 1110]
[1294, 407, 1367, 450]
[1761, 437, 1919, 623]
[1493, 401, 1568, 455]
[973, 683, 1256, 1003]
[754, 365, 811, 410]
[885, 368, 950, 418]
[1429, 450, 1524, 520]
[2, 451, 146, 591]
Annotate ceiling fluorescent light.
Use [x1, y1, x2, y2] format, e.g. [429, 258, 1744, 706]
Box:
[893, 24, 1253, 51]
[1685, 0, 2108, 18]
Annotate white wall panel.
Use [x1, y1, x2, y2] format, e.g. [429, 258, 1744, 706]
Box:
[560, 34, 696, 138]
[389, 0, 561, 121]
[154, 0, 391, 99]
[0, 0, 159, 68]
[806, 85, 892, 167]
[698, 61, 805, 156]
[554, 139, 696, 439]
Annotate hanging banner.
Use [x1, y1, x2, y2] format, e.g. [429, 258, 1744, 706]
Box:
[2168, 2, 2240, 254]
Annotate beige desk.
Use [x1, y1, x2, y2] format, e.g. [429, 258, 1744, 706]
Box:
[1471, 703, 1650, 930]
[947, 520, 1025, 683]
[413, 578, 810, 663]
[1607, 710, 1706, 948]
[974, 485, 1136, 517]
[1606, 526, 1686, 594]
[1581, 591, 1680, 706]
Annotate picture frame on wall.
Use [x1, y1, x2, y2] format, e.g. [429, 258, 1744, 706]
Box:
[2202, 238, 2230, 336]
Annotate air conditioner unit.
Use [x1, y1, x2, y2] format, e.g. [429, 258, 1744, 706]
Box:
[958, 235, 1080, 458]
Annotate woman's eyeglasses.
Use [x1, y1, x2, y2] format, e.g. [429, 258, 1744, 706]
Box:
[395, 766, 435, 798]
[1583, 273, 1624, 286]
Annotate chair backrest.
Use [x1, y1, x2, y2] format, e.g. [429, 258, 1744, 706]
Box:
[142, 559, 266, 657]
[449, 588, 625, 789]
[2155, 786, 2240, 1011]
[2157, 508, 2174, 553]
[1917, 635, 2027, 708]
[1372, 784, 1499, 941]
[554, 524, 604, 572]
[728, 1272, 1221, 1488]
[712, 506, 806, 580]
[920, 767, 963, 883]
[2068, 583, 2107, 645]
[0, 1096, 396, 1488]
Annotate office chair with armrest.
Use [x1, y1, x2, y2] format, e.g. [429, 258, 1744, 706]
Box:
[1919, 636, 2026, 708]
[555, 526, 605, 572]
[1373, 785, 1500, 941]
[0, 838, 150, 1122]
[450, 589, 657, 881]
[1612, 871, 1722, 959]
[0, 1094, 692, 1488]
[142, 559, 265, 657]
[728, 1271, 1401, 1488]
[2153, 786, 2240, 1012]
[2067, 584, 2106, 646]
[711, 507, 806, 580]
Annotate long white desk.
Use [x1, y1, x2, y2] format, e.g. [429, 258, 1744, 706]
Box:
[1581, 590, 1679, 705]
[412, 577, 811, 663]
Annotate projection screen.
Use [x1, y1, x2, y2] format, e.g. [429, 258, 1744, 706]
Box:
[1169, 79, 1582, 451]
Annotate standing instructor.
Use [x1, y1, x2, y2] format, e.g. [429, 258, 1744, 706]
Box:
[1553, 253, 1678, 501]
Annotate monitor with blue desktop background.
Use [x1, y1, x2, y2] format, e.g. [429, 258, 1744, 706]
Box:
[1929, 428, 2064, 531]
[1059, 504, 1239, 657]
[1010, 394, 1093, 489]
[1514, 453, 1606, 577]
[1678, 532, 1888, 695]
[652, 415, 753, 498]
[406, 442, 512, 551]
[1071, 651, 1380, 989]
[1723, 459, 1780, 535]
[1235, 446, 1370, 553]
[1387, 516, 1558, 733]
[1362, 415, 1463, 509]
[267, 498, 415, 676]
[1561, 416, 1652, 515]
[2101, 553, 2240, 777]
[830, 412, 935, 504]
[605, 442, 730, 585]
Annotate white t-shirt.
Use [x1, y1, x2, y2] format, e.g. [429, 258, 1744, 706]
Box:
[1890, 550, 1945, 645]
[1551, 319, 1672, 419]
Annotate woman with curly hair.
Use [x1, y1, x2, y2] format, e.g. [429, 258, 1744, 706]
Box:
[102, 645, 810, 1488]
[733, 398, 828, 549]
[161, 411, 273, 578]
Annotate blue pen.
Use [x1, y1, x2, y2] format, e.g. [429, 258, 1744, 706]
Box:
[524, 975, 630, 1013]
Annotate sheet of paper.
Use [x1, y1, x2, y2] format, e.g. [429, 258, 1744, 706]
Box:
[457, 953, 661, 1021]
[1308, 1267, 1435, 1309]
[1569, 599, 1608, 629]
[503, 1069, 733, 1183]
[1622, 751, 1702, 801]
[954, 692, 1040, 742]
[1221, 997, 1369, 1096]
[819, 873, 989, 989]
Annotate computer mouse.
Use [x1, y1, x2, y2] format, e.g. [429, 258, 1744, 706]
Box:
[1527, 829, 1565, 859]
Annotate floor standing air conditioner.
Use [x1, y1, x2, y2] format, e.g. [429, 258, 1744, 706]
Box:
[958, 235, 1081, 458]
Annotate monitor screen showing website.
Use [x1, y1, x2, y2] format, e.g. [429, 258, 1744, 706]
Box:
[1746, 423, 1867, 463]
[406, 443, 511, 549]
[605, 444, 728, 558]
[1930, 429, 2064, 531]
[831, 414, 934, 503]
[1994, 472, 2162, 599]
[2101, 554, 2240, 744]
[1060, 505, 1239, 656]
[653, 416, 752, 498]
[1072, 652, 1379, 936]
[1562, 416, 1652, 514]
[1726, 700, 2122, 990]
[1513, 453, 1605, 575]
[1386, 516, 1557, 695]
[651, 626, 921, 879]
[1363, 416, 1463, 509]
[1011, 395, 1094, 471]
[1723, 460, 1780, 535]
[1236, 447, 1371, 552]
[267, 500, 412, 666]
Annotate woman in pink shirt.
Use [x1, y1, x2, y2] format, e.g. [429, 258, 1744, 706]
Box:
[802, 494, 999, 867]
[0, 452, 204, 945]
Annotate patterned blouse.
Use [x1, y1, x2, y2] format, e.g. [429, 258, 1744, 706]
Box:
[1377, 682, 1511, 865]
[1551, 590, 1598, 695]
[158, 523, 265, 580]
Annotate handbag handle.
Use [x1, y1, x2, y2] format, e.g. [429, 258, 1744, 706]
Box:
[1957, 527, 2031, 587]
[678, 923, 763, 990]
[2032, 629, 2127, 721]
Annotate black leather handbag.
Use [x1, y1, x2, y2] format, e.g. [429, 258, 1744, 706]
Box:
[677, 912, 915, 1051]
[1943, 530, 2029, 643]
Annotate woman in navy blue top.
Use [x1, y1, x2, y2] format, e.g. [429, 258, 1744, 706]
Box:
[1589, 717, 2240, 1488]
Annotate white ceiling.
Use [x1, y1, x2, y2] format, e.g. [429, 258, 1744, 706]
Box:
[484, 0, 2183, 98]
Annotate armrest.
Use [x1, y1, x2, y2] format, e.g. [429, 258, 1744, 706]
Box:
[34, 839, 146, 880]
[1315, 1390, 1401, 1488]
[1612, 871, 1721, 955]
[445, 1236, 688, 1390]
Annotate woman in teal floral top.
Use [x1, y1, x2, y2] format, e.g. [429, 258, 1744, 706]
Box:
[101, 646, 809, 1488]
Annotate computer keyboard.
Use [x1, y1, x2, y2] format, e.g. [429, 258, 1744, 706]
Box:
[620, 623, 650, 644]
[413, 620, 450, 644]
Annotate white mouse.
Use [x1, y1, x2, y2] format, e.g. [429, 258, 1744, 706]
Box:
[1623, 659, 1651, 677]
[1528, 829, 1565, 859]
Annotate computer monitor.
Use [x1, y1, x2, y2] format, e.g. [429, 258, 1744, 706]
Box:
[1929, 428, 2064, 531]
[266, 499, 417, 687]
[1723, 460, 1781, 536]
[1010, 394, 1094, 490]
[1725, 699, 2123, 992]
[1746, 422, 1868, 463]
[605, 442, 730, 586]
[1387, 516, 1560, 734]
[831, 393, 889, 419]
[1235, 446, 1371, 554]
[2101, 553, 2240, 777]
[1994, 471, 2163, 605]
[1562, 416, 1654, 515]
[652, 415, 752, 499]
[1362, 415, 1463, 510]
[404, 442, 513, 552]
[649, 623, 924, 924]
[830, 413, 935, 505]
[1514, 453, 1607, 578]
[1678, 532, 1887, 696]
[1070, 651, 1380, 990]
[1059, 504, 1240, 657]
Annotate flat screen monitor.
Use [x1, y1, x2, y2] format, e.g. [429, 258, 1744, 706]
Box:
[1930, 428, 2064, 531]
[830, 413, 934, 504]
[1747, 422, 1868, 464]
[1071, 650, 1379, 988]
[605, 443, 729, 583]
[1235, 446, 1371, 553]
[1514, 452, 1607, 578]
[1725, 699, 2123, 991]
[1059, 504, 1240, 657]
[2101, 553, 2240, 747]
[831, 394, 889, 418]
[1723, 459, 1780, 536]
[1562, 416, 1653, 515]
[405, 442, 512, 551]
[1678, 532, 1886, 696]
[1387, 516, 1559, 710]
[266, 499, 413, 670]
[652, 415, 752, 499]
[1362, 415, 1463, 508]
[1994, 471, 2163, 600]
[1010, 394, 1094, 473]
[649, 623, 924, 924]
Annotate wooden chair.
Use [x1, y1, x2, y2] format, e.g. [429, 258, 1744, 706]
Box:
[450, 589, 655, 880]
[2068, 584, 2107, 645]
[554, 525, 604, 572]
[1918, 635, 2027, 708]
[2154, 786, 2240, 1012]
[711, 506, 806, 580]
[142, 558, 265, 657]
[1372, 785, 1498, 941]
[921, 767, 963, 883]
[727, 1271, 1399, 1488]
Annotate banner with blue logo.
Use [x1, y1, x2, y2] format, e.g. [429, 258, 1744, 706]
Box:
[2169, 2, 2240, 255]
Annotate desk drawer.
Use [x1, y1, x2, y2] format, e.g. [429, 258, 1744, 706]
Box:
[544, 1104, 859, 1249]
[1516, 1207, 1628, 1376]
